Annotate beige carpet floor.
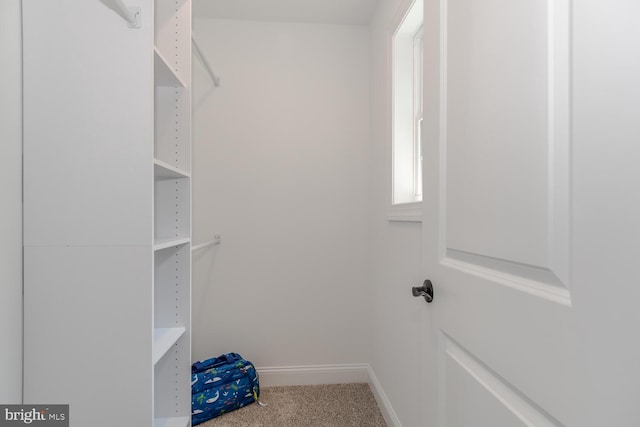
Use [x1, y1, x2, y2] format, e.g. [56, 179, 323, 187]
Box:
[198, 383, 387, 427]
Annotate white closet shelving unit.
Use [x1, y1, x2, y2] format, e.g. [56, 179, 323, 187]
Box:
[153, 0, 192, 425]
[23, 1, 192, 426]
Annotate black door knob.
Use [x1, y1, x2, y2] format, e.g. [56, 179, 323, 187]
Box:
[412, 280, 434, 303]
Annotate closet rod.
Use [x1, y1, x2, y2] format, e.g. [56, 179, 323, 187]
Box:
[106, 0, 141, 28]
[192, 240, 219, 252]
[192, 32, 221, 87]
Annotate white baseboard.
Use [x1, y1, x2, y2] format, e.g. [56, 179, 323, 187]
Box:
[256, 363, 369, 387]
[367, 365, 403, 427]
[255, 363, 401, 427]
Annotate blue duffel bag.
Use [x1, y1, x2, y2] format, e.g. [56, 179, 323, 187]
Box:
[191, 353, 260, 425]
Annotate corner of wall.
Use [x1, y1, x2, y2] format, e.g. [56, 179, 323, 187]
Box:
[367, 365, 403, 427]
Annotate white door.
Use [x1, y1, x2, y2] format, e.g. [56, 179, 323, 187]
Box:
[419, 0, 640, 426]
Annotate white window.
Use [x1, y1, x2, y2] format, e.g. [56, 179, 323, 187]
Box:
[390, 0, 424, 220]
[413, 27, 424, 201]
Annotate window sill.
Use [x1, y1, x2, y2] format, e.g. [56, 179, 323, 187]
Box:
[387, 202, 422, 223]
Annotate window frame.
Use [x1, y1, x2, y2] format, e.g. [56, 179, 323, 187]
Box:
[413, 27, 424, 202]
[389, 0, 424, 222]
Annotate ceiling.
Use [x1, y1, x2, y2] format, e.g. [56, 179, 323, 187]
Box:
[193, 0, 380, 26]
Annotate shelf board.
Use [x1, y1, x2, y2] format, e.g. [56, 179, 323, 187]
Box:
[154, 47, 186, 87]
[154, 159, 191, 179]
[153, 327, 186, 365]
[154, 416, 190, 427]
[153, 237, 190, 251]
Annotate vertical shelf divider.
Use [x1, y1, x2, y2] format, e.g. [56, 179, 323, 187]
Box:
[153, 0, 192, 425]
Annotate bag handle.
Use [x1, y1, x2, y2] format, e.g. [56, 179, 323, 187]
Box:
[192, 353, 241, 373]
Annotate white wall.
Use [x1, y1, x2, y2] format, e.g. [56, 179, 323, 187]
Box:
[368, 1, 426, 425]
[0, 0, 23, 403]
[191, 18, 371, 369]
[192, 12, 426, 424]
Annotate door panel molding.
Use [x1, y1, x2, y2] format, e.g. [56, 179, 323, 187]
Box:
[443, 335, 564, 427]
[443, 249, 571, 305]
[437, 0, 571, 303]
